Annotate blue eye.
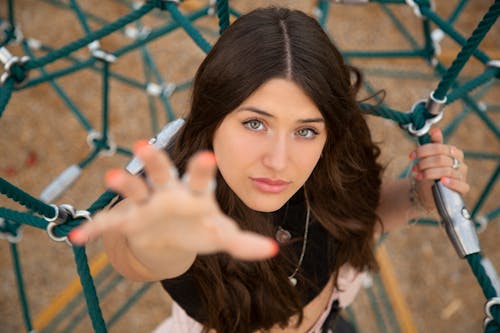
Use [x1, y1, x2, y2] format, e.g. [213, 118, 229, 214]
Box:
[243, 119, 264, 131]
[296, 128, 318, 139]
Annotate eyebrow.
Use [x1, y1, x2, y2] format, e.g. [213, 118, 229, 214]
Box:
[237, 106, 324, 124]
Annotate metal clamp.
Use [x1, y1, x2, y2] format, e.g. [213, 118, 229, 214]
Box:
[45, 204, 91, 246]
[124, 26, 152, 40]
[0, 217, 23, 243]
[426, 90, 447, 116]
[88, 40, 116, 63]
[401, 99, 444, 137]
[0, 47, 30, 86]
[484, 297, 500, 329]
[146, 82, 176, 97]
[86, 130, 117, 156]
[487, 60, 500, 69]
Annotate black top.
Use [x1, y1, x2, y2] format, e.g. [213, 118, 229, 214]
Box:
[161, 191, 336, 322]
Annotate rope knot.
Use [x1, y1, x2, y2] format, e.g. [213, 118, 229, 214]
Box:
[0, 47, 30, 87]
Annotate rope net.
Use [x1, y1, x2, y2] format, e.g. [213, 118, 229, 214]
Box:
[0, 0, 498, 332]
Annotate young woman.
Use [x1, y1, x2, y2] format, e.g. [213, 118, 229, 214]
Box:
[70, 7, 469, 333]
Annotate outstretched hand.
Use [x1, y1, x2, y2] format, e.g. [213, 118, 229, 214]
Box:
[410, 128, 470, 211]
[69, 140, 278, 261]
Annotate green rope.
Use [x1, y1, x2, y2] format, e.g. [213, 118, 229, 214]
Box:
[107, 283, 153, 328]
[0, 207, 46, 229]
[447, 0, 468, 24]
[0, 177, 56, 218]
[423, 1, 499, 100]
[0, 0, 15, 47]
[11, 242, 35, 332]
[163, 2, 211, 54]
[471, 165, 500, 218]
[0, 77, 15, 117]
[446, 67, 499, 104]
[72, 246, 107, 333]
[70, 0, 93, 34]
[23, 2, 155, 71]
[467, 253, 500, 328]
[216, 0, 230, 35]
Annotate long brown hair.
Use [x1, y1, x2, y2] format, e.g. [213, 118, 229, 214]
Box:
[169, 7, 382, 333]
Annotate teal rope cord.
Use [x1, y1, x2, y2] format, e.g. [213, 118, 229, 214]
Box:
[21, 41, 94, 131]
[21, 58, 96, 89]
[114, 6, 209, 57]
[471, 165, 499, 217]
[101, 61, 111, 145]
[60, 273, 123, 333]
[447, 67, 499, 104]
[0, 0, 15, 47]
[419, 3, 493, 66]
[0, 178, 56, 218]
[316, 0, 331, 28]
[70, 0, 93, 34]
[216, 0, 230, 35]
[11, 242, 35, 332]
[447, 0, 468, 24]
[45, 265, 115, 332]
[467, 253, 500, 326]
[0, 77, 15, 117]
[23, 2, 155, 71]
[164, 2, 212, 54]
[72, 246, 107, 333]
[107, 283, 153, 328]
[423, 1, 498, 100]
[380, 3, 419, 49]
[0, 207, 46, 229]
[365, 281, 390, 332]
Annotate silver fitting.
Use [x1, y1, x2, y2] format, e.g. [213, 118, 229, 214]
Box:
[44, 204, 91, 246]
[0, 47, 30, 86]
[126, 118, 185, 175]
[401, 99, 444, 137]
[426, 90, 447, 116]
[88, 41, 116, 63]
[432, 182, 480, 258]
[484, 297, 500, 329]
[0, 217, 23, 243]
[146, 82, 176, 97]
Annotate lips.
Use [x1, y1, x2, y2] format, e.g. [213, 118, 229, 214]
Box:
[250, 177, 291, 193]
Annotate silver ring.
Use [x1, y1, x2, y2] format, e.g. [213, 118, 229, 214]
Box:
[452, 157, 460, 170]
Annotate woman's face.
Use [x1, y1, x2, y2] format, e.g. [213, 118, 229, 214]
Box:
[212, 78, 327, 212]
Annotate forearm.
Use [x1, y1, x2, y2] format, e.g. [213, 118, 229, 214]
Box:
[103, 231, 196, 282]
[376, 177, 435, 233]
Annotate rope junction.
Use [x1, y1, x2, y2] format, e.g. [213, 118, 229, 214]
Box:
[0, 0, 498, 332]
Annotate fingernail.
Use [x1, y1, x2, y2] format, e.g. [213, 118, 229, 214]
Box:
[68, 229, 84, 245]
[415, 172, 423, 180]
[412, 165, 418, 173]
[198, 151, 216, 164]
[430, 128, 439, 136]
[105, 169, 122, 184]
[440, 177, 450, 185]
[133, 139, 149, 153]
[270, 240, 280, 256]
[409, 151, 416, 160]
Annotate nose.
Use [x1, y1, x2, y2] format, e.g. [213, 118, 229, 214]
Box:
[262, 134, 288, 171]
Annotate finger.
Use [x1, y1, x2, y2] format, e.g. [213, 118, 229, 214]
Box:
[183, 151, 217, 195]
[440, 177, 471, 196]
[133, 140, 178, 189]
[69, 209, 128, 245]
[222, 231, 279, 260]
[415, 155, 456, 171]
[429, 128, 443, 144]
[106, 169, 150, 203]
[416, 166, 462, 181]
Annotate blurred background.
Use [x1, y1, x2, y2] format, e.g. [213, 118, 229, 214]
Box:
[0, 1, 498, 332]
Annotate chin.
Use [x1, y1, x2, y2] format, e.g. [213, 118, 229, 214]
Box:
[243, 197, 289, 213]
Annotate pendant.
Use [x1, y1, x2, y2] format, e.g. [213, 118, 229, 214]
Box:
[289, 276, 297, 286]
[275, 226, 292, 244]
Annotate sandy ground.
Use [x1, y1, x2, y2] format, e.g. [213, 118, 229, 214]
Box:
[0, 1, 498, 332]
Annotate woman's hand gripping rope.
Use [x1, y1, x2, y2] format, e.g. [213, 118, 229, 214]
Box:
[410, 128, 470, 212]
[69, 140, 279, 262]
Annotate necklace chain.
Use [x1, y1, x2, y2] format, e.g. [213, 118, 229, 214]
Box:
[287, 206, 310, 286]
